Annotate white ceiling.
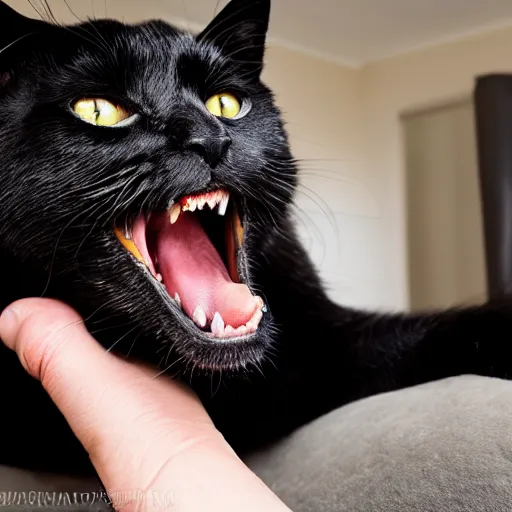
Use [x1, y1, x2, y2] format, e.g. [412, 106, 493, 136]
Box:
[163, 0, 512, 66]
[8, 0, 512, 66]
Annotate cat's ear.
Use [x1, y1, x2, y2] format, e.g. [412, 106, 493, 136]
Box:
[0, 2, 43, 60]
[197, 0, 271, 77]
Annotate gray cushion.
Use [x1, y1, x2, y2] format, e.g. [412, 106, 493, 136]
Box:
[245, 375, 512, 512]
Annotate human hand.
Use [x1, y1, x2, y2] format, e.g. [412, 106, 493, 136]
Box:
[0, 298, 290, 512]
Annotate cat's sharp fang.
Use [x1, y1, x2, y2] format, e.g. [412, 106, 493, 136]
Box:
[193, 306, 207, 329]
[211, 312, 225, 337]
[218, 193, 229, 216]
[169, 203, 181, 224]
[174, 293, 182, 309]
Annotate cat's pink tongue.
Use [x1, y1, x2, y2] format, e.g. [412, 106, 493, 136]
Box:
[152, 212, 258, 329]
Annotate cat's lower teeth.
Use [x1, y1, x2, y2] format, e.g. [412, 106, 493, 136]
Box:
[193, 306, 207, 329]
[211, 312, 225, 336]
[206, 299, 265, 340]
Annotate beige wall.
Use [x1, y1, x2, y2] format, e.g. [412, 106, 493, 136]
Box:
[270, 25, 512, 312]
[263, 48, 381, 309]
[360, 25, 512, 311]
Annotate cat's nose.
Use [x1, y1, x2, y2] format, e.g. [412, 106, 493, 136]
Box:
[184, 135, 232, 168]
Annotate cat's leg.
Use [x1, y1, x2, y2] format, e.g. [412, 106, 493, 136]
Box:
[284, 299, 512, 424]
[257, 227, 512, 432]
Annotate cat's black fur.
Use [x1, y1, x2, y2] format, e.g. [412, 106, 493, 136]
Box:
[1, 0, 512, 477]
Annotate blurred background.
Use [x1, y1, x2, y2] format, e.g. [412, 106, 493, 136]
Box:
[8, 0, 512, 313]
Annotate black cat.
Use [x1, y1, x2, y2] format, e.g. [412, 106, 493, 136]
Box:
[0, 0, 511, 476]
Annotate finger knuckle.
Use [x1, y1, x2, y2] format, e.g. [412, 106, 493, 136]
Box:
[16, 312, 69, 384]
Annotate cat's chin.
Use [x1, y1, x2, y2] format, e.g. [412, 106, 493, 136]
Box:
[111, 186, 272, 371]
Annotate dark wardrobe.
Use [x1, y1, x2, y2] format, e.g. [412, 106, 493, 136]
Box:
[474, 74, 512, 300]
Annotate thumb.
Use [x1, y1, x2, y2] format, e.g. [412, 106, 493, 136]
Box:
[0, 298, 214, 492]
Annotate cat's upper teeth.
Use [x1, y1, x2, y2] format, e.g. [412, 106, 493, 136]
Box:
[169, 203, 181, 224]
[169, 190, 230, 224]
[218, 194, 229, 216]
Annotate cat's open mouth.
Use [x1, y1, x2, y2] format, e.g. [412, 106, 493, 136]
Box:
[114, 189, 265, 340]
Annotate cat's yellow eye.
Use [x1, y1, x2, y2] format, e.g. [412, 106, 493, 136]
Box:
[73, 98, 131, 127]
[205, 93, 241, 119]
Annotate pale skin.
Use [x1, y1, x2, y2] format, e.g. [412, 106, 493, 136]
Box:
[0, 298, 291, 512]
